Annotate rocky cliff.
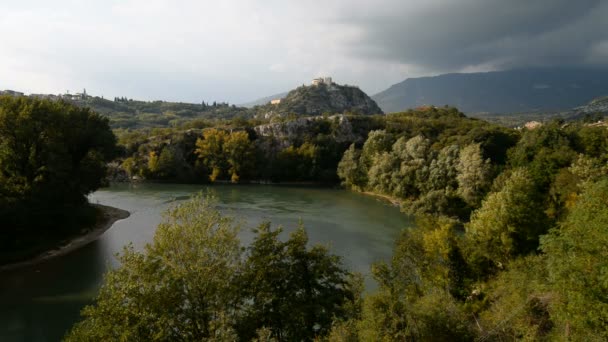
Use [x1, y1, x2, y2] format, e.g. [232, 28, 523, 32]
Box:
[255, 83, 383, 118]
[254, 115, 363, 148]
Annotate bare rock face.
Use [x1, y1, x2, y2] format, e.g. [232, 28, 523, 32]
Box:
[256, 83, 383, 118]
[254, 115, 361, 149]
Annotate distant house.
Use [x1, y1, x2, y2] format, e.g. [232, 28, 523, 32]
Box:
[270, 99, 282, 105]
[524, 121, 542, 130]
[62, 89, 89, 101]
[0, 89, 24, 97]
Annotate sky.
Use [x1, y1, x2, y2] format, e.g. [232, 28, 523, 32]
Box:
[1, 0, 607, 104]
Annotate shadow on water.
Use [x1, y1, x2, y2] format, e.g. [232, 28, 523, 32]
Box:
[0, 240, 108, 342]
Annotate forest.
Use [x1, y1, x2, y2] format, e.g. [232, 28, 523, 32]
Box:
[70, 105, 608, 340]
[2, 97, 608, 340]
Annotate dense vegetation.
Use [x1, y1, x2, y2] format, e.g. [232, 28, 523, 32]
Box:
[71, 105, 608, 340]
[66, 195, 360, 341]
[334, 107, 608, 340]
[0, 96, 117, 263]
[112, 114, 385, 184]
[5, 96, 607, 340]
[70, 96, 252, 129]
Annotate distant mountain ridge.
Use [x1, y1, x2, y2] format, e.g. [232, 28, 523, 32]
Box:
[373, 67, 608, 114]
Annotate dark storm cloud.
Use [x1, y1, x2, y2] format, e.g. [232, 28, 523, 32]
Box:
[339, 0, 608, 71]
[3, 0, 608, 102]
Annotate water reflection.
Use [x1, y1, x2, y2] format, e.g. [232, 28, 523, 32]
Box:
[0, 241, 107, 341]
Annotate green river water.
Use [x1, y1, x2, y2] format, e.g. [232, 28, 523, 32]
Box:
[0, 183, 412, 341]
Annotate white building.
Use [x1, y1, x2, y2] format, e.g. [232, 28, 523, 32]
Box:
[270, 99, 282, 105]
[312, 77, 333, 86]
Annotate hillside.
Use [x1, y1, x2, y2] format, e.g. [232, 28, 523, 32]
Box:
[572, 95, 608, 116]
[240, 91, 289, 107]
[26, 95, 252, 129]
[254, 82, 383, 117]
[373, 67, 608, 114]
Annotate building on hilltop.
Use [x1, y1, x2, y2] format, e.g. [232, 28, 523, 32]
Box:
[270, 99, 282, 105]
[311, 77, 333, 86]
[62, 88, 90, 101]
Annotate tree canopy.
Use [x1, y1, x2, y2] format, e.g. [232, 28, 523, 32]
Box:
[66, 195, 359, 341]
[0, 96, 117, 263]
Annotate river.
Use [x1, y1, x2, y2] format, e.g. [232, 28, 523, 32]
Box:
[0, 183, 411, 341]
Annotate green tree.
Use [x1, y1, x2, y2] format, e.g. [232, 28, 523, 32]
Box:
[0, 96, 117, 260]
[360, 130, 394, 171]
[465, 169, 547, 267]
[541, 179, 608, 340]
[356, 216, 472, 340]
[195, 128, 228, 182]
[337, 144, 366, 190]
[66, 195, 242, 341]
[223, 131, 255, 183]
[67, 195, 357, 341]
[456, 143, 492, 207]
[239, 224, 357, 341]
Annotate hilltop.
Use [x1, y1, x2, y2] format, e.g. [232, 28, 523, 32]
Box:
[0, 90, 251, 129]
[253, 78, 383, 118]
[373, 67, 608, 114]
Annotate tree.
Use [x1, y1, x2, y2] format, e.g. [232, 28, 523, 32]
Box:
[223, 131, 255, 183]
[456, 143, 492, 207]
[0, 96, 117, 259]
[360, 130, 394, 171]
[337, 144, 366, 190]
[239, 224, 357, 341]
[66, 195, 357, 341]
[195, 128, 228, 182]
[355, 216, 473, 340]
[66, 195, 242, 341]
[391, 135, 433, 198]
[465, 169, 547, 267]
[541, 179, 608, 340]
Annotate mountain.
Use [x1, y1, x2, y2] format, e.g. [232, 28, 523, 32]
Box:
[255, 81, 383, 117]
[240, 91, 289, 108]
[573, 95, 608, 116]
[373, 67, 608, 114]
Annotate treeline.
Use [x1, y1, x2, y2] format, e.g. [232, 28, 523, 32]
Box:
[75, 96, 252, 129]
[336, 107, 608, 339]
[113, 107, 515, 186]
[0, 96, 117, 263]
[113, 115, 384, 184]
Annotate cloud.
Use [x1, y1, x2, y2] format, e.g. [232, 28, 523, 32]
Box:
[338, 0, 608, 72]
[0, 0, 606, 102]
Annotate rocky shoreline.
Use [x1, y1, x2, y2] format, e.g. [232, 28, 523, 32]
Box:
[0, 204, 130, 273]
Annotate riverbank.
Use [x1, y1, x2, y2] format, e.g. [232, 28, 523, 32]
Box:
[0, 204, 130, 273]
[360, 191, 402, 207]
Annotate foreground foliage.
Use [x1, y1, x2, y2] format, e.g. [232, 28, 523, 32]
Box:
[66, 196, 359, 341]
[65, 105, 608, 340]
[0, 96, 117, 263]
